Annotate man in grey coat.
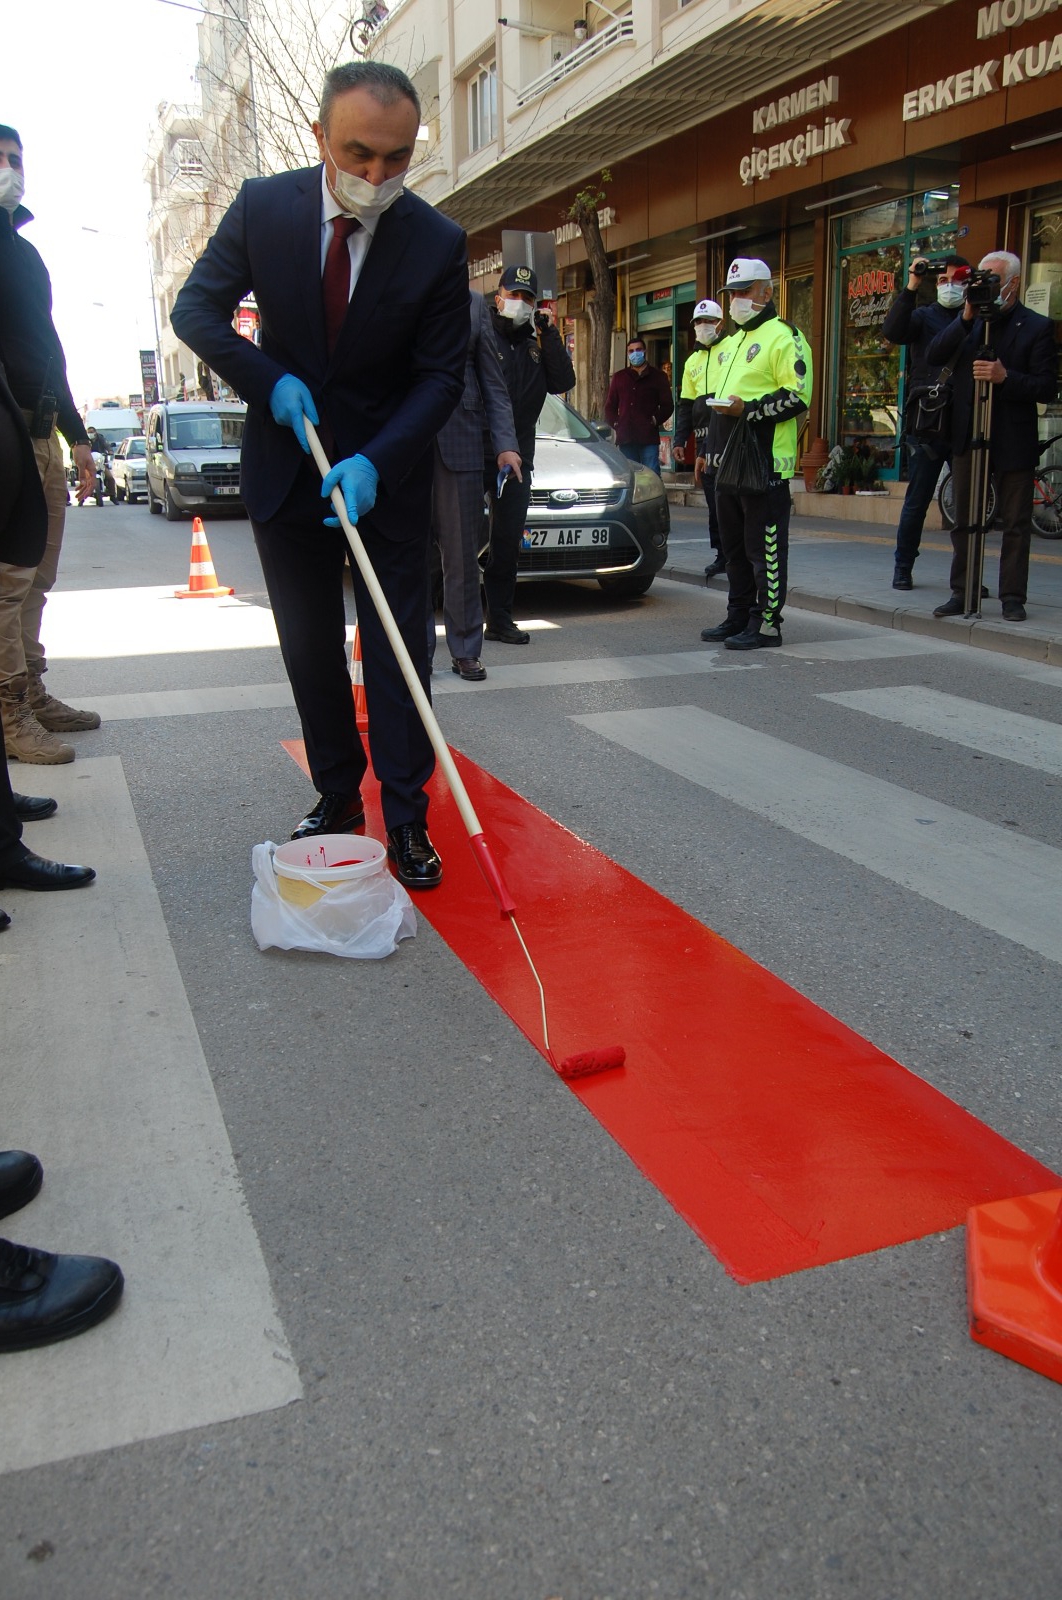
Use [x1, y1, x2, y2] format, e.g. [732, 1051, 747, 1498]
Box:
[430, 290, 521, 682]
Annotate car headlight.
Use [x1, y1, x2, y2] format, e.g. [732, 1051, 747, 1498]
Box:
[174, 464, 198, 480]
[631, 467, 665, 504]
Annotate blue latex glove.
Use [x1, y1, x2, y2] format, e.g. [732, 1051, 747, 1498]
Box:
[269, 374, 318, 454]
[322, 454, 379, 527]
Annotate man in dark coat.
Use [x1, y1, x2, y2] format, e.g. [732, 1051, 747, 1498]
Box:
[604, 337, 673, 473]
[482, 265, 575, 644]
[172, 63, 469, 888]
[926, 251, 1057, 623]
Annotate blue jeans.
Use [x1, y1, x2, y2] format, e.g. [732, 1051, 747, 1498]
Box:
[621, 441, 661, 474]
[894, 438, 948, 570]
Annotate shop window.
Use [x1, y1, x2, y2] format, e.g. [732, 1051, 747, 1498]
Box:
[1027, 199, 1062, 456]
[468, 61, 497, 154]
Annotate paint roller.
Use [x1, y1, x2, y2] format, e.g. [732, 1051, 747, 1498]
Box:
[305, 419, 624, 1081]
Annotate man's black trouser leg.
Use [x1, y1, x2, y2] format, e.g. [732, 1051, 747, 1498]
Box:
[715, 479, 791, 626]
[252, 465, 435, 830]
[482, 473, 532, 621]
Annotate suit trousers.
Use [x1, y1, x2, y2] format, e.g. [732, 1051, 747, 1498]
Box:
[482, 472, 533, 621]
[251, 462, 435, 830]
[0, 429, 68, 686]
[946, 451, 1033, 602]
[715, 479, 792, 629]
[429, 444, 486, 662]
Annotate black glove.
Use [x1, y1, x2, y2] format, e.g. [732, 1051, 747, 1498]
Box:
[534, 311, 551, 334]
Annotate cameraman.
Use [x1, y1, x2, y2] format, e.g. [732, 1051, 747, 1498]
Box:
[883, 253, 968, 589]
[926, 252, 1056, 622]
[483, 265, 575, 643]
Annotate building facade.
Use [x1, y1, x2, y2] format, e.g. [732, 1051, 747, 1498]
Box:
[380, 0, 1062, 474]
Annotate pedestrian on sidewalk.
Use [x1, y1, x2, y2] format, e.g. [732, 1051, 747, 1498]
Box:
[0, 126, 102, 765]
[673, 299, 726, 580]
[604, 337, 673, 474]
[883, 253, 968, 590]
[926, 250, 1056, 624]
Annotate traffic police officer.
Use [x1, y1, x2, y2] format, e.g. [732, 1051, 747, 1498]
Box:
[483, 265, 575, 644]
[673, 298, 726, 580]
[699, 258, 812, 651]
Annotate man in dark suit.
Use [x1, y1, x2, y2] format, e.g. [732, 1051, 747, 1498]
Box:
[172, 63, 469, 888]
[926, 251, 1057, 623]
[430, 290, 520, 682]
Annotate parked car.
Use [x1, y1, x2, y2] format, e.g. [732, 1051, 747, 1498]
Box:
[111, 435, 148, 504]
[506, 392, 669, 597]
[144, 400, 246, 520]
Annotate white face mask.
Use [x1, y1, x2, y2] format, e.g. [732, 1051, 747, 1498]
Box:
[0, 166, 25, 214]
[728, 297, 758, 325]
[499, 298, 534, 326]
[694, 323, 720, 347]
[937, 281, 965, 309]
[325, 143, 405, 221]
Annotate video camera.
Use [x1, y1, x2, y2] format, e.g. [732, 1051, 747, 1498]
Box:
[953, 265, 1003, 316]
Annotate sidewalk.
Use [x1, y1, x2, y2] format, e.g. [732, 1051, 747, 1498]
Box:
[661, 495, 1062, 667]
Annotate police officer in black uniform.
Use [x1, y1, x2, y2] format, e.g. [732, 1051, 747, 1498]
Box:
[483, 265, 575, 643]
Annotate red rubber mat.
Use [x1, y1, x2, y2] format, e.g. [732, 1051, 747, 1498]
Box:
[282, 740, 1058, 1283]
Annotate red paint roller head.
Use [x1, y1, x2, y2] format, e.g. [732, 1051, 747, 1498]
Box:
[555, 1045, 626, 1080]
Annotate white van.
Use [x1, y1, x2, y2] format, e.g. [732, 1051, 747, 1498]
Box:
[84, 406, 141, 453]
[144, 400, 247, 520]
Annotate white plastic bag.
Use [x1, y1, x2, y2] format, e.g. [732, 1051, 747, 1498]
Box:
[250, 841, 416, 959]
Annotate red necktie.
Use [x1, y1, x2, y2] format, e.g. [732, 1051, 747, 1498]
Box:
[323, 216, 359, 351]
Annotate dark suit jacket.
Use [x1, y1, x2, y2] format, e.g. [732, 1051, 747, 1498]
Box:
[436, 292, 518, 474]
[926, 301, 1057, 471]
[0, 355, 47, 569]
[171, 166, 470, 534]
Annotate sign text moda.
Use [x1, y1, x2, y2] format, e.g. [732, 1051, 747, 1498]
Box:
[740, 76, 851, 186]
[903, 27, 1062, 120]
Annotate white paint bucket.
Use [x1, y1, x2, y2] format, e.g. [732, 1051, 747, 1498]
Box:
[272, 834, 387, 908]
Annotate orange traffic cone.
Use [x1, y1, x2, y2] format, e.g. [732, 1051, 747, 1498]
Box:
[350, 623, 368, 732]
[175, 517, 234, 599]
[967, 1187, 1062, 1384]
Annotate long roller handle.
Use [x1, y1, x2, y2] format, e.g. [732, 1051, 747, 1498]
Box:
[303, 419, 516, 918]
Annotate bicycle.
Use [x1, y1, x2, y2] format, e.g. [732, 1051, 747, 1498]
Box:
[937, 432, 1062, 539]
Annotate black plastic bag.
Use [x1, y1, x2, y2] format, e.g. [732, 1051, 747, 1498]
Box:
[716, 416, 770, 496]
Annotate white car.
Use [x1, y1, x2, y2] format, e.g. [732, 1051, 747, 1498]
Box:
[111, 435, 148, 505]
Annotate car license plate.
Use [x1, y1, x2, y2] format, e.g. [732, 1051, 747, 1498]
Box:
[215, 485, 240, 496]
[521, 526, 610, 549]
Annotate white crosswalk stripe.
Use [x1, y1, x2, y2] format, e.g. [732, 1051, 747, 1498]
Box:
[573, 705, 1062, 966]
[820, 686, 1062, 776]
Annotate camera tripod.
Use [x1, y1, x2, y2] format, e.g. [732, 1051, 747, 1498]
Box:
[962, 339, 995, 619]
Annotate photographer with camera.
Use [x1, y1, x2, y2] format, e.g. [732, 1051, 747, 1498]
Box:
[484, 265, 575, 643]
[883, 253, 969, 590]
[926, 252, 1056, 622]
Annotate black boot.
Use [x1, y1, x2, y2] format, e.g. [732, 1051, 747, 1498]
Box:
[700, 615, 747, 642]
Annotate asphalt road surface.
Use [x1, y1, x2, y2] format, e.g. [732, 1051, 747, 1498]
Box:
[2, 496, 1060, 1599]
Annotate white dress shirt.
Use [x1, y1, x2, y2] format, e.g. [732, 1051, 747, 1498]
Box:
[319, 166, 376, 296]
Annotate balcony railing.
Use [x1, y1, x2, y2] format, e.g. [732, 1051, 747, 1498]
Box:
[516, 14, 635, 108]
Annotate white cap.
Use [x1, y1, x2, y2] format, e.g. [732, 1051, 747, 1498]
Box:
[692, 298, 723, 321]
[725, 257, 772, 290]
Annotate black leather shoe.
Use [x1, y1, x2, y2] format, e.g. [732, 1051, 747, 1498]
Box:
[387, 822, 443, 889]
[0, 1238, 124, 1352]
[12, 793, 57, 821]
[700, 616, 747, 642]
[933, 595, 964, 617]
[451, 657, 487, 682]
[725, 624, 782, 651]
[0, 1151, 43, 1220]
[291, 791, 365, 840]
[892, 567, 913, 590]
[704, 557, 726, 581]
[0, 852, 95, 891]
[484, 616, 530, 644]
[1002, 601, 1027, 621]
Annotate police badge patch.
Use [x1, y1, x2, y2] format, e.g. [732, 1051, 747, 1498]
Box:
[746, 344, 761, 362]
[529, 346, 540, 363]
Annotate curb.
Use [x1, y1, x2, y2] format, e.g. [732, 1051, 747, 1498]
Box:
[659, 564, 1062, 667]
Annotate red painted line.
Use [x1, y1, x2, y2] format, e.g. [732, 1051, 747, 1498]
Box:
[282, 740, 1058, 1283]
